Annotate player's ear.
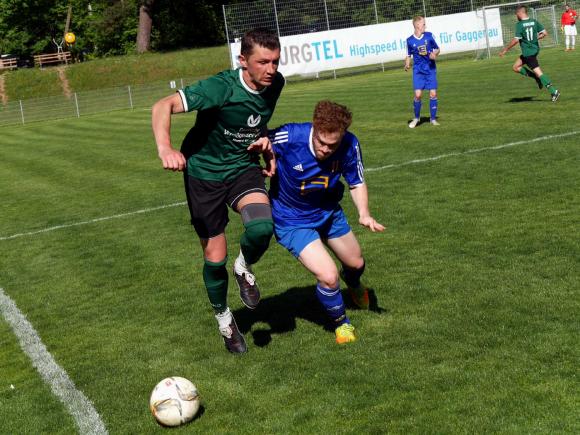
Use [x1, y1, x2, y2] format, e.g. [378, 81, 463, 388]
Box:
[238, 54, 248, 69]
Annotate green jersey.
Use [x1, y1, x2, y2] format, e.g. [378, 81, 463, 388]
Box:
[515, 18, 545, 57]
[178, 68, 285, 182]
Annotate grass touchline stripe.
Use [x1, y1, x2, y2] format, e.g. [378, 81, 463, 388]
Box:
[0, 287, 108, 435]
[365, 131, 580, 173]
[1, 130, 578, 242]
[0, 202, 187, 241]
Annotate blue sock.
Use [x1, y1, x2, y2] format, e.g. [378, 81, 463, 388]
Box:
[315, 284, 349, 326]
[413, 99, 421, 119]
[430, 97, 438, 120]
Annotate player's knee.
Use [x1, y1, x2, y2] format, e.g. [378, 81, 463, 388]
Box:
[241, 203, 274, 247]
[244, 219, 274, 247]
[512, 65, 521, 73]
[318, 269, 340, 289]
[348, 257, 365, 271]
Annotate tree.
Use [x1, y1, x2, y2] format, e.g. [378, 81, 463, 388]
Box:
[136, 0, 155, 53]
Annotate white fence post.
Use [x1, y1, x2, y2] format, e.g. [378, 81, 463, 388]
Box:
[128, 85, 134, 109]
[74, 93, 80, 117]
[19, 100, 25, 125]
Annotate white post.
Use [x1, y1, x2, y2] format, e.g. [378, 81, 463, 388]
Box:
[482, 7, 491, 59]
[74, 92, 80, 117]
[323, 0, 337, 79]
[128, 85, 134, 109]
[19, 100, 25, 125]
[373, 0, 385, 72]
[422, 0, 427, 17]
[180, 78, 184, 89]
[223, 4, 235, 70]
[273, 0, 281, 38]
[551, 5, 559, 46]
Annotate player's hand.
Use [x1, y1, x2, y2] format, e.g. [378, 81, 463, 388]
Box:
[261, 147, 276, 177]
[158, 147, 186, 172]
[359, 216, 385, 232]
[247, 136, 271, 153]
[428, 52, 437, 60]
[404, 63, 410, 71]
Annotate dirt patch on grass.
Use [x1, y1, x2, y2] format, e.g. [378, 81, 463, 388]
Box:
[57, 66, 72, 98]
[0, 74, 7, 105]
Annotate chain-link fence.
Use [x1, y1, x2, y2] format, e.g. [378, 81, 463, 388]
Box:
[0, 77, 200, 127]
[223, 0, 571, 40]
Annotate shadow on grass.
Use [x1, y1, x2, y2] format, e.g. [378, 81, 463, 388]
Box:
[507, 96, 536, 103]
[233, 286, 385, 348]
[406, 116, 433, 127]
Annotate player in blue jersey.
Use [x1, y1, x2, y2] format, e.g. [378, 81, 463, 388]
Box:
[404, 15, 440, 128]
[269, 101, 385, 344]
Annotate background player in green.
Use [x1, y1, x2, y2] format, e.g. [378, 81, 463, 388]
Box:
[499, 4, 560, 102]
[151, 29, 285, 354]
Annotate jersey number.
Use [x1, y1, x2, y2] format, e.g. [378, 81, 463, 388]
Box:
[300, 176, 329, 195]
[525, 27, 534, 41]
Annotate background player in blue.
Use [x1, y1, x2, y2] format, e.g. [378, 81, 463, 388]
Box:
[269, 101, 385, 344]
[404, 15, 440, 128]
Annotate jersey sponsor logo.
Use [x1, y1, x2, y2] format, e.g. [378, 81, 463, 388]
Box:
[418, 44, 428, 56]
[247, 114, 261, 127]
[293, 163, 304, 172]
[300, 176, 329, 195]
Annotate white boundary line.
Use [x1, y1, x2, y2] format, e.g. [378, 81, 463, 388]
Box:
[0, 288, 108, 434]
[0, 202, 186, 241]
[366, 131, 580, 172]
[1, 131, 578, 242]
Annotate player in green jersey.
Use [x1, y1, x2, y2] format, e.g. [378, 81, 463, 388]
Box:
[499, 5, 560, 102]
[152, 28, 285, 354]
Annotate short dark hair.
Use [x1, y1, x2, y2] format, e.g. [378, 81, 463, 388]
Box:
[240, 28, 280, 57]
[516, 5, 527, 13]
[313, 101, 352, 134]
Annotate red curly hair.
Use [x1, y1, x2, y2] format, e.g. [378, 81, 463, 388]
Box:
[312, 101, 352, 134]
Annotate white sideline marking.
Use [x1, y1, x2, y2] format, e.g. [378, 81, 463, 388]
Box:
[0, 131, 578, 242]
[0, 202, 187, 241]
[365, 130, 580, 173]
[0, 288, 108, 435]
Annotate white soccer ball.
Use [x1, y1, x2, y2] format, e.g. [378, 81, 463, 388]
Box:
[149, 376, 200, 427]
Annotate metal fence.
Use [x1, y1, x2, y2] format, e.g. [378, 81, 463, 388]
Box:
[222, 0, 571, 41]
[0, 77, 198, 127]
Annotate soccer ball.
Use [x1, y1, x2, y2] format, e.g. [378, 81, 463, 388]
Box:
[149, 377, 200, 427]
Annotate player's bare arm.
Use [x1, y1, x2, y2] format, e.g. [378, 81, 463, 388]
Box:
[499, 38, 519, 56]
[247, 135, 276, 177]
[538, 30, 547, 40]
[349, 184, 385, 233]
[429, 48, 440, 60]
[404, 56, 411, 71]
[152, 93, 187, 172]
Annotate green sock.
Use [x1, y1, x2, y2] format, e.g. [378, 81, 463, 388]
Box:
[203, 258, 228, 313]
[539, 74, 556, 94]
[519, 67, 535, 79]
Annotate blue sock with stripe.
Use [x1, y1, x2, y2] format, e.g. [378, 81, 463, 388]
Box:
[430, 97, 438, 120]
[413, 98, 421, 119]
[315, 284, 349, 326]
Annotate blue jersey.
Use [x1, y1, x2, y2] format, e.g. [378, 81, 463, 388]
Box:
[407, 32, 439, 75]
[269, 123, 365, 229]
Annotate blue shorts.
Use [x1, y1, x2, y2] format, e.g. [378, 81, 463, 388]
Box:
[413, 73, 437, 90]
[274, 208, 352, 258]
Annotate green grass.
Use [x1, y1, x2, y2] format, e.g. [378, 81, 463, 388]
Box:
[0, 48, 579, 433]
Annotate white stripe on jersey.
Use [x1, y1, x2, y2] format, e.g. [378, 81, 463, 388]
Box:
[271, 130, 289, 145]
[354, 141, 365, 183]
[178, 89, 188, 112]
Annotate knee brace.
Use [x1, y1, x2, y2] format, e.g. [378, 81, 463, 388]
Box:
[240, 203, 274, 265]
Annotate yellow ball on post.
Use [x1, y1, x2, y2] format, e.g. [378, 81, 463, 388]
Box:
[64, 32, 76, 45]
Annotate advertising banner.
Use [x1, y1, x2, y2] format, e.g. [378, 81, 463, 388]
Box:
[229, 9, 503, 77]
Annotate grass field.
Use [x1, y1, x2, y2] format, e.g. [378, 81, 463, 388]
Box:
[1, 48, 579, 434]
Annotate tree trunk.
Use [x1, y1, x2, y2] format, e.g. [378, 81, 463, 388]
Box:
[136, 2, 154, 53]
